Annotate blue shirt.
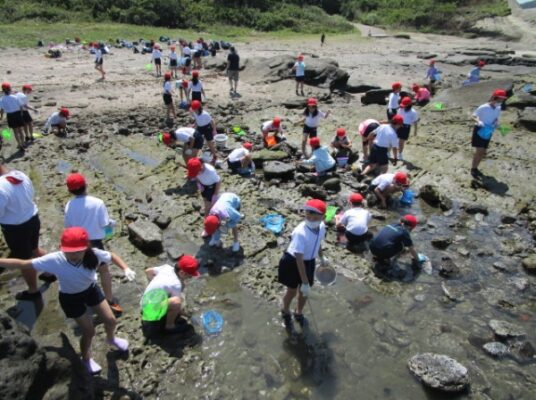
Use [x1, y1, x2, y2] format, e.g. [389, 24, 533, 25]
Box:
[294, 61, 305, 77]
[468, 67, 480, 82]
[426, 66, 438, 80]
[370, 223, 413, 256]
[210, 193, 241, 228]
[303, 146, 336, 173]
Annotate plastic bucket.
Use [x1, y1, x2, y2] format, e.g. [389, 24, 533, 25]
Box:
[141, 289, 169, 322]
[336, 157, 349, 168]
[201, 151, 212, 163]
[400, 189, 414, 206]
[315, 264, 337, 286]
[214, 134, 228, 149]
[325, 206, 338, 222]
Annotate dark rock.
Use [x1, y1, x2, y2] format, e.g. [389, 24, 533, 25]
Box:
[204, 57, 227, 71]
[488, 319, 525, 339]
[500, 214, 516, 224]
[506, 93, 536, 109]
[521, 254, 536, 274]
[483, 342, 508, 358]
[345, 76, 380, 94]
[263, 161, 295, 181]
[116, 127, 130, 135]
[519, 107, 536, 132]
[300, 184, 328, 200]
[508, 341, 536, 364]
[419, 185, 453, 211]
[322, 178, 341, 192]
[465, 204, 489, 215]
[438, 258, 460, 278]
[431, 237, 452, 250]
[296, 163, 315, 173]
[394, 34, 411, 39]
[252, 149, 289, 168]
[282, 98, 307, 109]
[361, 89, 390, 106]
[153, 214, 172, 229]
[127, 219, 163, 253]
[407, 353, 469, 393]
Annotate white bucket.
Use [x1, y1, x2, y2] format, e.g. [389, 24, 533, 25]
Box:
[336, 157, 349, 168]
[214, 134, 228, 149]
[201, 151, 212, 163]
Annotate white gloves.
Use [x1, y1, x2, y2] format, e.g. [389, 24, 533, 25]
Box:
[477, 121, 484, 127]
[300, 283, 310, 298]
[124, 268, 136, 281]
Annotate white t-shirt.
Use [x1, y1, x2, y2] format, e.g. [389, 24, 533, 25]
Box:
[286, 221, 326, 261]
[0, 170, 38, 225]
[32, 249, 112, 294]
[189, 81, 203, 92]
[304, 111, 327, 128]
[163, 81, 173, 94]
[144, 264, 182, 297]
[197, 163, 220, 186]
[228, 147, 249, 163]
[340, 208, 371, 236]
[169, 51, 178, 60]
[373, 124, 399, 148]
[44, 112, 66, 130]
[183, 46, 192, 57]
[387, 92, 400, 109]
[95, 49, 102, 62]
[0, 94, 22, 113]
[397, 108, 419, 125]
[64, 195, 110, 240]
[262, 120, 283, 134]
[193, 110, 212, 127]
[372, 173, 395, 191]
[473, 103, 501, 126]
[15, 92, 29, 107]
[174, 127, 195, 143]
[294, 61, 305, 77]
[151, 49, 162, 60]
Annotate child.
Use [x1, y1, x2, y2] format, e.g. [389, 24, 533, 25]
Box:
[331, 127, 352, 159]
[181, 42, 192, 75]
[336, 193, 372, 246]
[44, 107, 70, 136]
[0, 82, 25, 151]
[226, 46, 240, 94]
[278, 199, 327, 331]
[186, 157, 221, 215]
[15, 84, 37, 143]
[412, 84, 431, 106]
[227, 142, 254, 175]
[358, 119, 380, 161]
[425, 60, 440, 85]
[369, 171, 410, 209]
[0, 227, 135, 374]
[169, 45, 178, 78]
[261, 117, 285, 150]
[470, 89, 507, 178]
[190, 100, 217, 162]
[189, 71, 206, 103]
[387, 82, 402, 120]
[162, 127, 203, 164]
[204, 192, 242, 252]
[176, 79, 190, 105]
[361, 115, 402, 176]
[464, 60, 485, 86]
[396, 97, 419, 161]
[64, 173, 124, 315]
[163, 72, 175, 119]
[291, 54, 306, 96]
[143, 255, 199, 334]
[151, 44, 162, 77]
[300, 97, 330, 157]
[299, 137, 336, 176]
[94, 43, 105, 80]
[193, 39, 203, 70]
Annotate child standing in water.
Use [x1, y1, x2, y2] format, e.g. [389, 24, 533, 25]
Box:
[291, 54, 306, 96]
[163, 72, 175, 119]
[16, 84, 37, 144]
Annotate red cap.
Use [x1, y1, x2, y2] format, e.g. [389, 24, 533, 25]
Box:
[349, 193, 364, 204]
[170, 45, 176, 50]
[66, 173, 86, 191]
[394, 171, 409, 185]
[190, 100, 202, 111]
[336, 127, 346, 137]
[478, 60, 486, 67]
[153, 44, 160, 49]
[181, 79, 188, 88]
[309, 137, 320, 147]
[412, 84, 420, 92]
[400, 97, 412, 108]
[187, 157, 203, 178]
[1, 82, 11, 91]
[192, 70, 200, 77]
[204, 215, 220, 235]
[60, 227, 89, 252]
[164, 72, 171, 80]
[243, 142, 253, 150]
[297, 54, 304, 61]
[392, 82, 402, 91]
[391, 115, 404, 125]
[402, 214, 418, 228]
[273, 117, 281, 128]
[492, 89, 507, 99]
[162, 132, 173, 146]
[307, 98, 318, 107]
[429, 59, 436, 65]
[59, 107, 70, 118]
[304, 199, 326, 215]
[177, 255, 200, 277]
[22, 84, 33, 91]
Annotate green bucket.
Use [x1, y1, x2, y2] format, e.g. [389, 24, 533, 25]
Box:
[141, 289, 169, 322]
[232, 126, 241, 133]
[498, 125, 512, 137]
[325, 206, 338, 222]
[157, 132, 163, 143]
[145, 63, 153, 71]
[433, 102, 444, 110]
[1, 129, 12, 140]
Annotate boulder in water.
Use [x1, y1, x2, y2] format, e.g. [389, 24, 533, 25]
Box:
[128, 219, 163, 253]
[408, 353, 469, 393]
[483, 342, 508, 358]
[252, 149, 289, 168]
[522, 254, 536, 274]
[419, 184, 453, 211]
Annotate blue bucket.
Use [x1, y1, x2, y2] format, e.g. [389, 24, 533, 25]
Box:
[201, 310, 224, 335]
[400, 190, 414, 206]
[260, 214, 286, 235]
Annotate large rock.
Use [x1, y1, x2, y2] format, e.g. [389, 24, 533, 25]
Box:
[419, 184, 453, 211]
[262, 161, 295, 181]
[252, 149, 289, 168]
[322, 178, 341, 192]
[345, 75, 380, 94]
[506, 93, 536, 109]
[302, 57, 349, 90]
[128, 219, 163, 253]
[522, 254, 536, 274]
[488, 319, 525, 339]
[519, 107, 536, 132]
[361, 89, 411, 106]
[408, 353, 469, 393]
[432, 79, 513, 109]
[300, 184, 328, 200]
[483, 342, 508, 358]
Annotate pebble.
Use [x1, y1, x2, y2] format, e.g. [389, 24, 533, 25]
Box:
[483, 342, 508, 357]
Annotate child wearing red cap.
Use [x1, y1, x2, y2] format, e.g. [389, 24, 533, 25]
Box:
[193, 39, 203, 70]
[94, 43, 105, 80]
[190, 100, 217, 162]
[412, 84, 431, 107]
[330, 127, 352, 159]
[261, 117, 286, 150]
[143, 254, 199, 334]
[162, 127, 203, 164]
[0, 82, 25, 151]
[15, 84, 37, 144]
[470, 89, 507, 178]
[226, 142, 254, 175]
[336, 193, 372, 247]
[291, 54, 306, 96]
[396, 97, 419, 161]
[169, 45, 178, 78]
[204, 192, 242, 251]
[44, 107, 70, 136]
[298, 137, 336, 176]
[299, 98, 330, 157]
[151, 44, 162, 77]
[425, 60, 440, 86]
[387, 82, 402, 120]
[0, 227, 134, 374]
[358, 119, 380, 161]
[369, 171, 410, 209]
[176, 79, 190, 105]
[163, 73, 175, 119]
[361, 116, 402, 176]
[187, 157, 221, 215]
[369, 215, 420, 268]
[278, 199, 327, 331]
[181, 41, 192, 75]
[189, 71, 206, 103]
[464, 60, 485, 86]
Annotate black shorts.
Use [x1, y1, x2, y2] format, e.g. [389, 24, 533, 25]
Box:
[95, 59, 103, 66]
[22, 110, 32, 123]
[397, 124, 411, 141]
[471, 125, 490, 149]
[184, 57, 192, 67]
[345, 231, 372, 245]
[295, 76, 305, 82]
[154, 58, 161, 66]
[227, 160, 242, 174]
[192, 131, 204, 149]
[369, 241, 403, 261]
[278, 252, 315, 289]
[163, 93, 173, 105]
[170, 59, 178, 67]
[59, 284, 105, 319]
[200, 183, 217, 202]
[1, 214, 40, 259]
[194, 51, 202, 58]
[387, 109, 398, 120]
[197, 124, 213, 141]
[363, 123, 380, 139]
[368, 144, 389, 166]
[6, 111, 24, 129]
[90, 239, 105, 250]
[303, 125, 317, 138]
[191, 91, 202, 102]
[417, 99, 429, 107]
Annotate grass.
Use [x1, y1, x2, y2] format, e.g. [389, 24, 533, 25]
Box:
[0, 21, 358, 48]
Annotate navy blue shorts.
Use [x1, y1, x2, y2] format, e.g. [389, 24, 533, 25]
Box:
[59, 284, 105, 319]
[295, 76, 305, 82]
[154, 58, 161, 66]
[397, 124, 411, 141]
[192, 131, 204, 149]
[278, 252, 315, 289]
[170, 59, 178, 67]
[197, 124, 213, 141]
[368, 144, 389, 166]
[200, 183, 217, 201]
[6, 111, 24, 129]
[191, 91, 202, 103]
[387, 109, 398, 120]
[227, 160, 242, 174]
[22, 110, 33, 124]
[163, 93, 173, 105]
[471, 125, 490, 149]
[1, 214, 40, 259]
[303, 125, 317, 138]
